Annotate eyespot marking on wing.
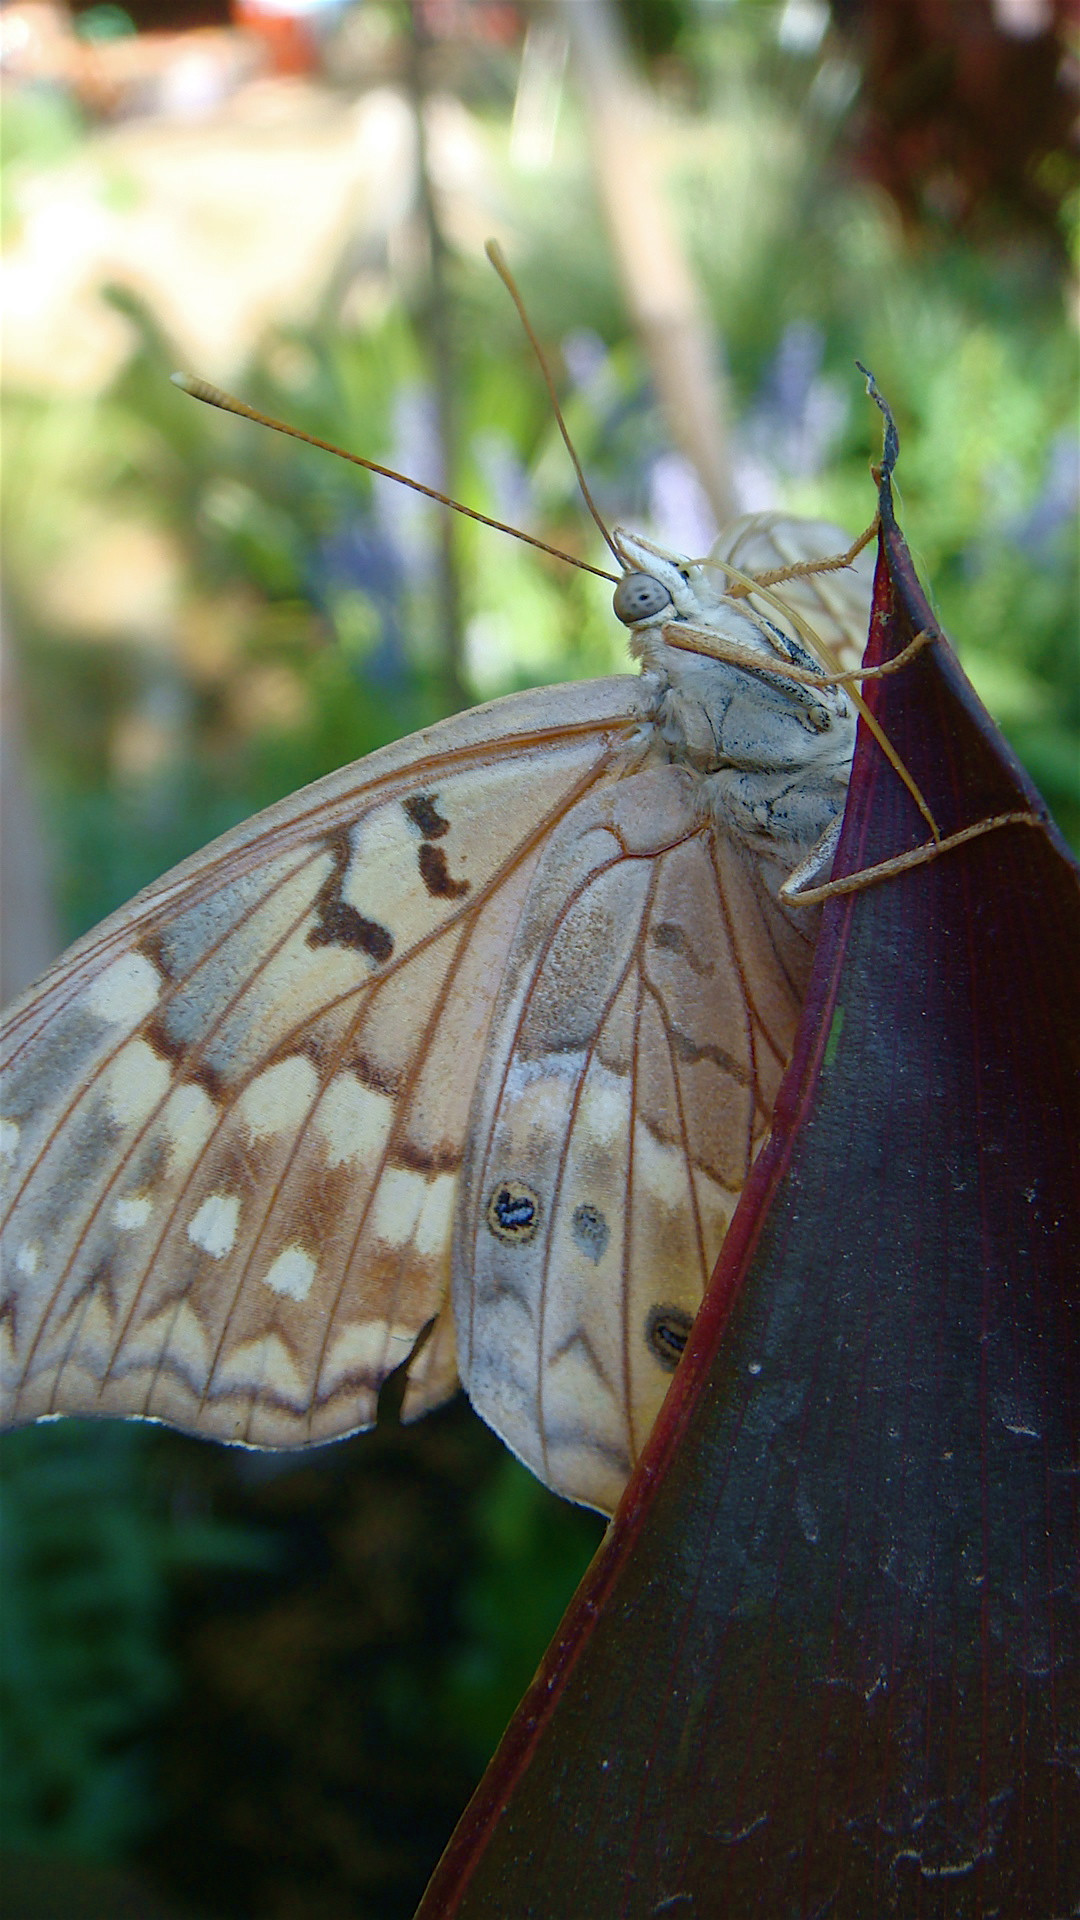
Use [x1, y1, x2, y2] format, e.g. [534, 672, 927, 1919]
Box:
[486, 1179, 540, 1245]
[571, 1201, 610, 1265]
[262, 1245, 317, 1302]
[403, 794, 451, 839]
[15, 1243, 40, 1277]
[645, 1303, 694, 1372]
[1, 1118, 20, 1164]
[418, 845, 470, 900]
[186, 1192, 241, 1258]
[309, 829, 394, 961]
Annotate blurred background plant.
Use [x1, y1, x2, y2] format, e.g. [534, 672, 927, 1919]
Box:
[1, 0, 1076, 1914]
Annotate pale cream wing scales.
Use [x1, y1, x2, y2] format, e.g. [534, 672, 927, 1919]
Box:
[455, 769, 818, 1515]
[712, 511, 875, 672]
[0, 678, 652, 1446]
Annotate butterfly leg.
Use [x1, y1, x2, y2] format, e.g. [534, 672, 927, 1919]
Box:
[779, 817, 845, 905]
[726, 518, 879, 598]
[812, 628, 936, 689]
[782, 811, 1044, 908]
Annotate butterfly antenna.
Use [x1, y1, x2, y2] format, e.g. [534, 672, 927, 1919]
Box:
[485, 239, 623, 569]
[170, 374, 619, 585]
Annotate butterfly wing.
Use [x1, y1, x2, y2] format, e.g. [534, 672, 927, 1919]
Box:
[713, 512, 877, 672]
[0, 679, 652, 1448]
[455, 762, 818, 1514]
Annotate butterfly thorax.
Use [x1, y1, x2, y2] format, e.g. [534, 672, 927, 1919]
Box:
[616, 531, 858, 879]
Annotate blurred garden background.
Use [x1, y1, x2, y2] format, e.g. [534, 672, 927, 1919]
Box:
[1, 1, 1077, 1914]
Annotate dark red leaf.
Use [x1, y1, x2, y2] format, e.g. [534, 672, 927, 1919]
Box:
[416, 456, 1080, 1919]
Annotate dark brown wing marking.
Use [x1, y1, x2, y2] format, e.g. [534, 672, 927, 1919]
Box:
[309, 830, 394, 958]
[417, 845, 470, 900]
[403, 794, 451, 838]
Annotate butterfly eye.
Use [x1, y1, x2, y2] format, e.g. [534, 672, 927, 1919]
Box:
[645, 1304, 695, 1372]
[613, 572, 674, 625]
[486, 1179, 541, 1244]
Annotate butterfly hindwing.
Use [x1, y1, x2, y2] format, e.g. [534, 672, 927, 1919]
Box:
[0, 680, 650, 1447]
[455, 765, 818, 1512]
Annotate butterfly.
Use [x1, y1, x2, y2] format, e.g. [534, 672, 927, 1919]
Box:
[0, 470, 878, 1515]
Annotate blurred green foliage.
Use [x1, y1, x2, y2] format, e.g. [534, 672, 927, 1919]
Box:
[0, 1422, 271, 1861]
[1, 4, 1077, 1914]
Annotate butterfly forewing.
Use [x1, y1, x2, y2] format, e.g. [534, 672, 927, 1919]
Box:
[455, 767, 818, 1512]
[0, 681, 651, 1447]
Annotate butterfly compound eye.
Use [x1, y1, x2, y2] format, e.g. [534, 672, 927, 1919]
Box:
[613, 571, 673, 625]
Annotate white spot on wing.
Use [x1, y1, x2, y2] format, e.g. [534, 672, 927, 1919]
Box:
[0, 1117, 20, 1164]
[343, 810, 413, 910]
[161, 1083, 217, 1173]
[113, 1194, 153, 1232]
[576, 1064, 628, 1148]
[262, 1244, 317, 1302]
[415, 1173, 456, 1259]
[187, 1192, 240, 1258]
[370, 1166, 426, 1246]
[86, 951, 162, 1026]
[635, 1117, 686, 1206]
[102, 1040, 171, 1126]
[239, 1056, 319, 1139]
[315, 1074, 395, 1168]
[15, 1242, 40, 1276]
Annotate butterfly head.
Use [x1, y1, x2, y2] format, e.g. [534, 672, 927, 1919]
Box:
[612, 531, 734, 637]
[611, 528, 802, 684]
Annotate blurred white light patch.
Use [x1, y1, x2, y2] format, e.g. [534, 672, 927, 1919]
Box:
[991, 0, 1052, 35]
[1, 84, 417, 393]
[511, 20, 568, 172]
[777, 0, 829, 55]
[647, 453, 719, 561]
